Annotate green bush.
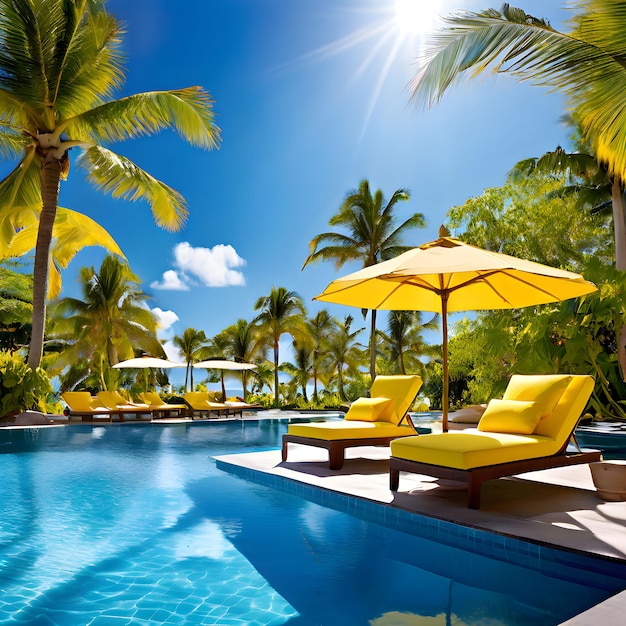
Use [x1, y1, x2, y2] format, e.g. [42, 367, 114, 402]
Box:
[0, 350, 53, 419]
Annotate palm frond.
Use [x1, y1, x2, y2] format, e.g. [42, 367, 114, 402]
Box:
[7, 207, 125, 298]
[0, 146, 41, 211]
[0, 126, 31, 159]
[78, 145, 187, 231]
[63, 88, 221, 149]
[383, 212, 426, 248]
[51, 2, 126, 114]
[411, 3, 626, 179]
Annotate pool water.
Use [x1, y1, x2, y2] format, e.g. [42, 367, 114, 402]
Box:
[0, 421, 623, 625]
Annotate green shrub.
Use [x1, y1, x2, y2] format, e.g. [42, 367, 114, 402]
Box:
[0, 350, 53, 419]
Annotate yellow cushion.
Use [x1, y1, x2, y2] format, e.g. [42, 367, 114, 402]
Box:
[503, 375, 571, 419]
[391, 431, 557, 470]
[62, 392, 96, 412]
[344, 397, 391, 422]
[369, 375, 422, 424]
[141, 391, 162, 405]
[477, 399, 542, 435]
[287, 420, 415, 441]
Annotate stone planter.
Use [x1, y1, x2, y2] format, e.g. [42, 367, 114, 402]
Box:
[590, 460, 626, 501]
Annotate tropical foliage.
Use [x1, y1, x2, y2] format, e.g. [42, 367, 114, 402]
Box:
[0, 349, 52, 419]
[0, 262, 33, 351]
[0, 0, 221, 370]
[440, 166, 626, 419]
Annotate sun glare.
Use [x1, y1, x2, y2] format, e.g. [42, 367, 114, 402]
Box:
[394, 0, 443, 36]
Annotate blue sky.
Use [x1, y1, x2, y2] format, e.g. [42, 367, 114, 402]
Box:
[47, 0, 571, 368]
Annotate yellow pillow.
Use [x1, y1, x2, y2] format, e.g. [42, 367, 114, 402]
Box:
[344, 397, 392, 422]
[502, 375, 571, 419]
[477, 399, 542, 434]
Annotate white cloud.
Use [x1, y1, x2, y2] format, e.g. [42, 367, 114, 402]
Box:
[151, 269, 190, 291]
[150, 242, 247, 290]
[152, 307, 179, 332]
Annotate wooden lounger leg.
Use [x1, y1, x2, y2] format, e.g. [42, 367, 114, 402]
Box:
[467, 475, 482, 509]
[282, 439, 289, 463]
[390, 466, 400, 491]
[328, 444, 345, 470]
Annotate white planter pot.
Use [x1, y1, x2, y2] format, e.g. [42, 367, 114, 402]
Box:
[589, 460, 626, 501]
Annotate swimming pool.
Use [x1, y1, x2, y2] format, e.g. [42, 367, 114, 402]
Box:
[1, 420, 624, 625]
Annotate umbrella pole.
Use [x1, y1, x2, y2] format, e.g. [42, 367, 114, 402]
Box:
[442, 293, 449, 433]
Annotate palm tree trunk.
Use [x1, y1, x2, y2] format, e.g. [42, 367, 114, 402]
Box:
[369, 309, 377, 380]
[612, 181, 626, 379]
[242, 372, 248, 399]
[28, 153, 61, 369]
[273, 339, 279, 404]
[612, 181, 626, 271]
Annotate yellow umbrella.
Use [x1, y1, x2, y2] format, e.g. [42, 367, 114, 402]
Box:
[315, 234, 597, 431]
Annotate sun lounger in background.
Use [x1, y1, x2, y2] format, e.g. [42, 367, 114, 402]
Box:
[390, 374, 602, 509]
[139, 391, 188, 418]
[282, 375, 423, 470]
[61, 392, 114, 422]
[184, 392, 232, 418]
[97, 391, 152, 420]
[223, 396, 261, 417]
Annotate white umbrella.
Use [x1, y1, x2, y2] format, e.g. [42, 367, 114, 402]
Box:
[193, 360, 258, 398]
[193, 360, 257, 370]
[113, 356, 185, 369]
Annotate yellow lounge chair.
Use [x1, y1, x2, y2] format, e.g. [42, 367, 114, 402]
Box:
[184, 392, 232, 418]
[139, 391, 188, 418]
[389, 374, 602, 509]
[61, 392, 114, 422]
[223, 396, 261, 416]
[282, 375, 423, 470]
[97, 391, 152, 420]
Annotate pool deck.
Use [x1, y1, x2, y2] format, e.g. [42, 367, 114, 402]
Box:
[215, 443, 626, 626]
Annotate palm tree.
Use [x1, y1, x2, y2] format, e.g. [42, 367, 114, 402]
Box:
[0, 0, 220, 369]
[173, 328, 209, 392]
[281, 340, 313, 403]
[303, 178, 425, 379]
[409, 2, 626, 269]
[254, 286, 307, 402]
[378, 311, 438, 377]
[48, 255, 164, 390]
[214, 319, 263, 398]
[307, 310, 334, 401]
[326, 315, 364, 402]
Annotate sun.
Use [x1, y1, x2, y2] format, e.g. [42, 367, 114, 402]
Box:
[393, 0, 443, 37]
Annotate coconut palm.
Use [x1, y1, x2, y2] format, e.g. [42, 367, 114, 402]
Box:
[326, 315, 364, 402]
[303, 178, 425, 379]
[378, 311, 438, 377]
[48, 255, 164, 390]
[0, 0, 221, 369]
[254, 286, 307, 402]
[410, 2, 626, 268]
[173, 328, 209, 392]
[307, 310, 334, 401]
[214, 319, 263, 398]
[281, 340, 313, 403]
